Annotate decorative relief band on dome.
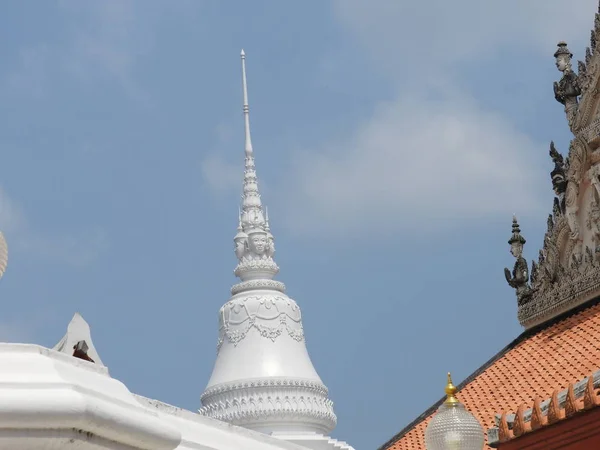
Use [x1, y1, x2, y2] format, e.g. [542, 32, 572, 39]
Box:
[199, 378, 336, 434]
[231, 279, 286, 295]
[199, 399, 337, 433]
[201, 378, 329, 401]
[217, 295, 304, 351]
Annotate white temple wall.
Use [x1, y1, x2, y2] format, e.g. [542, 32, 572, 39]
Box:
[0, 343, 307, 450]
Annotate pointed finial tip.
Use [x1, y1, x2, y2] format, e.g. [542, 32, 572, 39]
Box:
[444, 372, 459, 405]
[241, 49, 246, 57]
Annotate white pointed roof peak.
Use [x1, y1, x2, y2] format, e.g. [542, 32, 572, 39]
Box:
[241, 50, 253, 156]
[53, 312, 105, 367]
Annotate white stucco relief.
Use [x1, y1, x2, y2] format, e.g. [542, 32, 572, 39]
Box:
[218, 295, 304, 350]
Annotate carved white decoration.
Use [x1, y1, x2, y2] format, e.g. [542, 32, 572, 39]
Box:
[233, 49, 278, 283]
[201, 51, 338, 439]
[0, 231, 8, 279]
[231, 279, 286, 296]
[217, 295, 304, 351]
[199, 377, 336, 434]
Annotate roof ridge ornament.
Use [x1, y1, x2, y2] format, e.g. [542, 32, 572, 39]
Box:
[506, 130, 600, 328]
[504, 216, 532, 306]
[424, 373, 484, 450]
[444, 372, 459, 406]
[549, 141, 567, 215]
[556, 3, 600, 132]
[53, 313, 105, 367]
[233, 50, 279, 285]
[553, 41, 581, 132]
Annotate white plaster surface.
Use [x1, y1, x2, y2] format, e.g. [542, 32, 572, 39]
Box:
[0, 341, 336, 450]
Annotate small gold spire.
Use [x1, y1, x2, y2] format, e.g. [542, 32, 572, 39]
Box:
[444, 372, 460, 405]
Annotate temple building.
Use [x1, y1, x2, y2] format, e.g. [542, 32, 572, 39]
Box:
[378, 3, 600, 450]
[0, 52, 354, 450]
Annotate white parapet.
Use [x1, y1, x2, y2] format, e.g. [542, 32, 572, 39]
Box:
[0, 343, 181, 450]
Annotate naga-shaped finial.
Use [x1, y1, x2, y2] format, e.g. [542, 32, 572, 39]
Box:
[504, 216, 532, 305]
[549, 141, 567, 213]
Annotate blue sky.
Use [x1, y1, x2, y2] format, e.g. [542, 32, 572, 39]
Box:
[0, 1, 598, 449]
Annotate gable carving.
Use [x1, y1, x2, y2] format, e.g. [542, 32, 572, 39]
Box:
[503, 7, 600, 328]
[565, 6, 600, 132]
[506, 137, 600, 327]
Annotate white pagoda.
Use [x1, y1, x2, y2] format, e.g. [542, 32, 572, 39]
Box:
[0, 52, 355, 450]
[199, 51, 351, 450]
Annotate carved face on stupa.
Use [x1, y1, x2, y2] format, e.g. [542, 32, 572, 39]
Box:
[234, 237, 247, 259]
[510, 242, 523, 258]
[248, 231, 268, 255]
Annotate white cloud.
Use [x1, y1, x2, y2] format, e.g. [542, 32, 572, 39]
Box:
[15, 228, 109, 269]
[193, 1, 596, 238]
[0, 187, 25, 234]
[201, 154, 241, 196]
[0, 187, 106, 268]
[332, 0, 599, 78]
[6, 0, 194, 99]
[5, 45, 50, 98]
[60, 0, 141, 94]
[277, 91, 547, 236]
[269, 1, 599, 237]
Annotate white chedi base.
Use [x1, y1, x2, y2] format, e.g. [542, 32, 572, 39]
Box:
[200, 290, 337, 435]
[200, 377, 336, 435]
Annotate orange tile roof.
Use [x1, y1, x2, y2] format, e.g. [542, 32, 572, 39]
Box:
[380, 299, 600, 450]
[490, 369, 600, 445]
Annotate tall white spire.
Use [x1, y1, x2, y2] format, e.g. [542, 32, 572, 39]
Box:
[241, 49, 253, 157]
[234, 50, 279, 284]
[200, 51, 337, 437]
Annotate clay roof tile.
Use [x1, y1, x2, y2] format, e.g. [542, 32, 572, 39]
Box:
[380, 300, 600, 450]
